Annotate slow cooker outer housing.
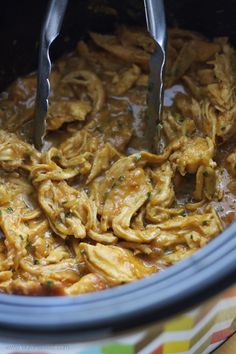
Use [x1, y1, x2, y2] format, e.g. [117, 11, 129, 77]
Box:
[0, 0, 236, 342]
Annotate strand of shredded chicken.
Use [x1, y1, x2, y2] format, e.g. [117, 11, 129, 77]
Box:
[0, 25, 235, 296]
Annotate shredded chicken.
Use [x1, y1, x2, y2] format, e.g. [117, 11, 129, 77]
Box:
[0, 26, 234, 295]
[47, 100, 92, 130]
[79, 243, 155, 285]
[226, 150, 236, 176]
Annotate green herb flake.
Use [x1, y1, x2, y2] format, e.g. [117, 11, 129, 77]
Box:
[134, 153, 142, 161]
[178, 118, 185, 124]
[216, 206, 224, 212]
[6, 207, 13, 214]
[147, 191, 151, 200]
[19, 234, 24, 240]
[118, 175, 125, 182]
[181, 210, 187, 217]
[34, 259, 40, 265]
[203, 171, 209, 177]
[190, 234, 193, 240]
[96, 126, 103, 133]
[45, 280, 53, 287]
[104, 190, 109, 201]
[185, 130, 191, 137]
[55, 155, 61, 160]
[65, 212, 74, 218]
[111, 181, 117, 188]
[221, 125, 226, 131]
[202, 220, 209, 226]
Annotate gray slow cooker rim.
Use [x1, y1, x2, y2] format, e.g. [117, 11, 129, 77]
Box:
[0, 220, 235, 340]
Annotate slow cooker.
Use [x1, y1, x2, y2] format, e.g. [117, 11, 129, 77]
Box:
[0, 1, 236, 353]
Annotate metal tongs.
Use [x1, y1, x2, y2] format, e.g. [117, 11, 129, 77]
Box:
[144, 0, 167, 153]
[34, 0, 68, 150]
[34, 0, 166, 152]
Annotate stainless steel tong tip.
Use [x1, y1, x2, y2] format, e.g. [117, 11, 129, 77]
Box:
[144, 0, 167, 153]
[34, 0, 68, 150]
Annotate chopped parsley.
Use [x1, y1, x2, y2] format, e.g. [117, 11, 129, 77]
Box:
[19, 234, 24, 240]
[221, 125, 226, 131]
[185, 130, 191, 137]
[96, 126, 103, 133]
[34, 260, 40, 265]
[118, 175, 125, 182]
[65, 212, 74, 218]
[6, 207, 13, 214]
[103, 190, 109, 201]
[147, 191, 151, 200]
[203, 171, 209, 177]
[202, 220, 209, 226]
[216, 206, 224, 212]
[111, 181, 117, 188]
[177, 115, 185, 123]
[134, 153, 141, 161]
[45, 280, 53, 287]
